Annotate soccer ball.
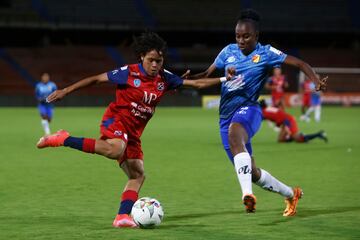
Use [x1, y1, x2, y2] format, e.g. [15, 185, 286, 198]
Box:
[131, 197, 164, 228]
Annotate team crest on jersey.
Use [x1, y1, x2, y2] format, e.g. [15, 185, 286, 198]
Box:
[157, 82, 165, 91]
[252, 54, 260, 63]
[133, 79, 141, 87]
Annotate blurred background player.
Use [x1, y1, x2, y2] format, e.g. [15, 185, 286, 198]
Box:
[35, 73, 57, 135]
[302, 74, 322, 122]
[300, 77, 313, 121]
[186, 9, 327, 216]
[260, 100, 327, 143]
[36, 31, 228, 228]
[265, 67, 288, 109]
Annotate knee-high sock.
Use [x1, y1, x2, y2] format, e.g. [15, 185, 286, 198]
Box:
[315, 105, 321, 122]
[118, 190, 138, 214]
[255, 169, 293, 198]
[233, 152, 253, 198]
[41, 119, 50, 135]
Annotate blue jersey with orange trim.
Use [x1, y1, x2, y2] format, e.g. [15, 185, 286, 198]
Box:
[214, 43, 287, 119]
[106, 63, 183, 137]
[35, 81, 57, 103]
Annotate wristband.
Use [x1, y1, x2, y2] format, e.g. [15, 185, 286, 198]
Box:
[220, 77, 227, 82]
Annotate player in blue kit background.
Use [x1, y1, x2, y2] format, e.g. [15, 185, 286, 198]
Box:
[35, 72, 57, 135]
[186, 9, 327, 216]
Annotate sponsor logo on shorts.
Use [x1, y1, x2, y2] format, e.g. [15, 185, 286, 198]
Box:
[134, 79, 141, 87]
[237, 107, 249, 114]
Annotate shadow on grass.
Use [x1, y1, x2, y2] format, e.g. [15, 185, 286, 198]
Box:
[259, 206, 360, 226]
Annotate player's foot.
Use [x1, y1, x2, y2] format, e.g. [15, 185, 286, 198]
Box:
[36, 130, 70, 148]
[319, 130, 328, 143]
[283, 187, 303, 217]
[112, 214, 137, 228]
[243, 194, 257, 213]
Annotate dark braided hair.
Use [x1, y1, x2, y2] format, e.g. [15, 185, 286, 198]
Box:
[133, 31, 168, 61]
[236, 9, 261, 31]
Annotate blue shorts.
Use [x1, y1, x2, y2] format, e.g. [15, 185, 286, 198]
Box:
[219, 105, 262, 164]
[38, 103, 54, 119]
[311, 94, 321, 106]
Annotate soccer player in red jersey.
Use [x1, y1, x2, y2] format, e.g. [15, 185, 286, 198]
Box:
[300, 78, 313, 120]
[36, 32, 227, 228]
[265, 67, 288, 109]
[260, 100, 327, 143]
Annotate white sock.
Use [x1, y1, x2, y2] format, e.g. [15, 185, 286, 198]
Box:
[41, 119, 50, 135]
[315, 105, 321, 122]
[304, 106, 314, 118]
[255, 169, 293, 198]
[233, 152, 253, 198]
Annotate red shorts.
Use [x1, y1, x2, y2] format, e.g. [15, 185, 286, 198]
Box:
[272, 93, 283, 106]
[284, 115, 298, 135]
[302, 94, 311, 107]
[100, 108, 143, 164]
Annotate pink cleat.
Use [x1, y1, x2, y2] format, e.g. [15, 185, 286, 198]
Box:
[37, 130, 70, 149]
[112, 214, 137, 228]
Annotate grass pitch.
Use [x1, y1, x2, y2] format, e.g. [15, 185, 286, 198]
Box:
[0, 106, 359, 240]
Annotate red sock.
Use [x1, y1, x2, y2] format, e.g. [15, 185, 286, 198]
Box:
[119, 190, 138, 214]
[83, 138, 96, 153]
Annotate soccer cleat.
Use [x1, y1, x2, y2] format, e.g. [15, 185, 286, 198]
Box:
[283, 187, 303, 217]
[112, 214, 138, 228]
[243, 194, 257, 213]
[319, 130, 328, 143]
[36, 130, 70, 149]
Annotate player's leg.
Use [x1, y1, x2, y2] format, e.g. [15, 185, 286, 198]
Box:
[251, 147, 303, 216]
[295, 131, 328, 143]
[314, 104, 321, 122]
[38, 104, 51, 135]
[113, 158, 144, 228]
[227, 106, 262, 213]
[113, 140, 144, 228]
[37, 131, 127, 159]
[304, 106, 314, 120]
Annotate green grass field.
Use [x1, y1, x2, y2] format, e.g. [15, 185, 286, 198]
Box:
[0, 106, 359, 240]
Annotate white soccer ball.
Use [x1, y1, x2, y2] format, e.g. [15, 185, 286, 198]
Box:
[131, 197, 164, 228]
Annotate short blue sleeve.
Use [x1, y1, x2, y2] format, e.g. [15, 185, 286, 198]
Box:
[107, 65, 129, 85]
[214, 46, 228, 69]
[50, 82, 57, 91]
[163, 69, 183, 90]
[265, 45, 287, 67]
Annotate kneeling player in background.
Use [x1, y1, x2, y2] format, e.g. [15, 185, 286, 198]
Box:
[260, 100, 328, 143]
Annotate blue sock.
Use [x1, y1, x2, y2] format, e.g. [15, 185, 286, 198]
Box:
[64, 136, 84, 151]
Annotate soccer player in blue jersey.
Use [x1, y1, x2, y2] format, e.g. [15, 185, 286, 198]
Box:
[187, 9, 327, 216]
[35, 73, 57, 135]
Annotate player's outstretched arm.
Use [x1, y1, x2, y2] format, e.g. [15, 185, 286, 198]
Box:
[182, 77, 224, 89]
[284, 55, 327, 91]
[182, 66, 235, 89]
[185, 63, 217, 79]
[46, 73, 108, 103]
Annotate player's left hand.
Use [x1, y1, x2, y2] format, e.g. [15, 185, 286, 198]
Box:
[316, 76, 328, 91]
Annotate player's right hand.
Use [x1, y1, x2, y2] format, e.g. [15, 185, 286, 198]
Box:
[226, 67, 236, 80]
[46, 89, 67, 103]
